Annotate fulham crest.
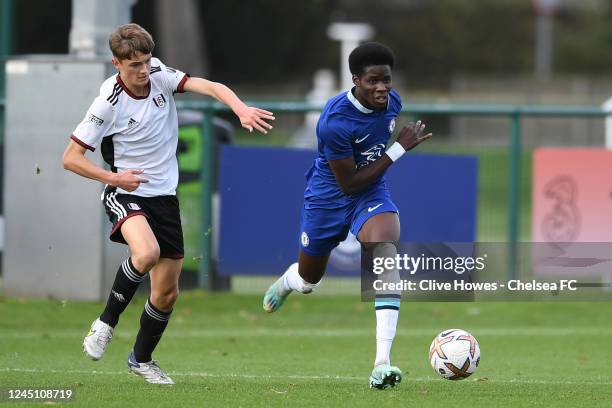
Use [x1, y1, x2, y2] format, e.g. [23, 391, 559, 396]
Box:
[153, 93, 166, 108]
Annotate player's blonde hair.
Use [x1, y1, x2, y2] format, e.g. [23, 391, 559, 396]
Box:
[109, 23, 155, 60]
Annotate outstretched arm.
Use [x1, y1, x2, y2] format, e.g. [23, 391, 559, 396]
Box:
[182, 77, 275, 134]
[329, 121, 432, 196]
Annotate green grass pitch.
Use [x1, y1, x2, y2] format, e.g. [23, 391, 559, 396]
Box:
[1, 292, 611, 407]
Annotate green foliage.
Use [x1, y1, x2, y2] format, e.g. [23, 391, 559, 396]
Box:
[555, 5, 612, 73]
[200, 0, 339, 84]
[196, 0, 612, 85]
[11, 0, 612, 85]
[369, 0, 535, 83]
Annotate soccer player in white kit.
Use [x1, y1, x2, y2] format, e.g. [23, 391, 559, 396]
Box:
[62, 23, 274, 384]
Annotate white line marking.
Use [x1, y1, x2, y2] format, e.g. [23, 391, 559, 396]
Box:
[1, 367, 611, 386]
[1, 327, 611, 339]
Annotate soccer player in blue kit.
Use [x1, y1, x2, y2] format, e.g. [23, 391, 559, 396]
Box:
[263, 42, 432, 389]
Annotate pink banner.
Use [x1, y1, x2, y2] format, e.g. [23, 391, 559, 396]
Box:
[532, 149, 612, 277]
[533, 148, 612, 242]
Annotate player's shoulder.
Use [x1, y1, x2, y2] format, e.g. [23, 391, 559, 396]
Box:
[98, 76, 122, 108]
[319, 93, 354, 136]
[150, 56, 165, 75]
[150, 57, 181, 76]
[324, 91, 353, 114]
[389, 89, 402, 104]
[99, 75, 118, 95]
[389, 89, 402, 112]
[322, 92, 358, 123]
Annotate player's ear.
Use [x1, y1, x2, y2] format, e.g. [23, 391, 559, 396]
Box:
[352, 74, 360, 87]
[111, 57, 120, 70]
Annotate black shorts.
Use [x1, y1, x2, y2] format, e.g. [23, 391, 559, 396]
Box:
[102, 186, 184, 259]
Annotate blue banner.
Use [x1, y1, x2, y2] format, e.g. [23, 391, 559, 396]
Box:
[218, 146, 477, 276]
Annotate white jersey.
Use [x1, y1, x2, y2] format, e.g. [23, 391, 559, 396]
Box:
[71, 57, 188, 197]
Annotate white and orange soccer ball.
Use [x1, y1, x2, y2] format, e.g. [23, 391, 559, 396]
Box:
[429, 329, 480, 380]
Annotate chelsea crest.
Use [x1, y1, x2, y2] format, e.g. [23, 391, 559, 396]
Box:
[389, 118, 396, 134]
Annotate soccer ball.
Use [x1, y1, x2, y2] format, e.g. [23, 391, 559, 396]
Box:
[429, 329, 480, 380]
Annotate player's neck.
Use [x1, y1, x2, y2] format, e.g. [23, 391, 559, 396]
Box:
[125, 81, 150, 97]
[117, 75, 151, 98]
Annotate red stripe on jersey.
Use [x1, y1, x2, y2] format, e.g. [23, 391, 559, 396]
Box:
[160, 253, 185, 260]
[70, 135, 95, 152]
[177, 74, 190, 93]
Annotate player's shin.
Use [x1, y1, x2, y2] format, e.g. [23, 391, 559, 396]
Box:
[375, 307, 399, 366]
[372, 242, 401, 367]
[100, 258, 146, 327]
[133, 298, 172, 363]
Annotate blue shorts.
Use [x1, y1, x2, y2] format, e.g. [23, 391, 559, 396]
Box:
[299, 187, 399, 256]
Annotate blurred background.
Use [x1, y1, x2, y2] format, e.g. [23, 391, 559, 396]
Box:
[3, 4, 612, 403]
[10, 0, 612, 99]
[1, 0, 612, 299]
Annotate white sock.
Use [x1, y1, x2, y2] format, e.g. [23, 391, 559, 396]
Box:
[374, 308, 399, 367]
[279, 262, 320, 295]
[371, 242, 401, 366]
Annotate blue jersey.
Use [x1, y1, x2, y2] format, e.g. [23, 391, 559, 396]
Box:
[304, 88, 402, 208]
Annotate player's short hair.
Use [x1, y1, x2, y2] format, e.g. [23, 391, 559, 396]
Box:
[348, 42, 395, 76]
[109, 23, 155, 60]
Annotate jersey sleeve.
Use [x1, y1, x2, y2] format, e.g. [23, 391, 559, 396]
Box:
[71, 96, 115, 151]
[391, 89, 403, 115]
[321, 116, 354, 161]
[151, 58, 190, 95]
[163, 65, 189, 94]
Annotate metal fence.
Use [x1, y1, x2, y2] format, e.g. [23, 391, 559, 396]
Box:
[0, 98, 606, 286]
[174, 100, 608, 287]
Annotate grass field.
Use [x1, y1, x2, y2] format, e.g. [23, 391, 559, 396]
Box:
[1, 292, 611, 407]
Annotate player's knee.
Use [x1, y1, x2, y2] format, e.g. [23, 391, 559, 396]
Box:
[131, 245, 160, 273]
[151, 287, 179, 311]
[363, 232, 398, 244]
[359, 215, 400, 243]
